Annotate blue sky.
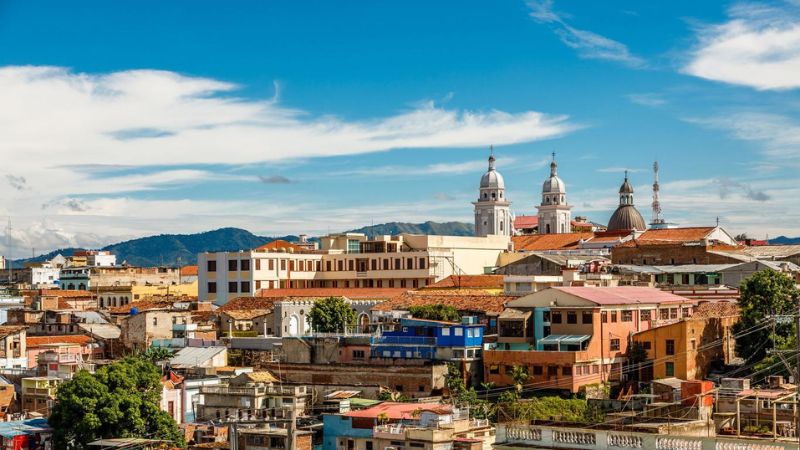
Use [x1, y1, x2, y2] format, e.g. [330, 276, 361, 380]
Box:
[1, 0, 799, 255]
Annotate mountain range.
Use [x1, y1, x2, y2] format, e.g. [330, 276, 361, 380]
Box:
[11, 221, 475, 267]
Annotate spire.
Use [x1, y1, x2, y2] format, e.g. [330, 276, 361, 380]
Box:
[488, 145, 495, 171]
[550, 152, 557, 176]
[624, 169, 628, 180]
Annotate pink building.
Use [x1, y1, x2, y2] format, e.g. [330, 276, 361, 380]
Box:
[26, 335, 99, 370]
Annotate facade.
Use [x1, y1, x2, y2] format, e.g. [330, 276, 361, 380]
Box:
[0, 326, 26, 369]
[120, 309, 193, 351]
[536, 156, 571, 235]
[484, 287, 697, 393]
[371, 317, 483, 362]
[237, 427, 313, 450]
[473, 151, 511, 237]
[21, 377, 61, 416]
[199, 233, 510, 304]
[96, 282, 198, 309]
[74, 250, 117, 267]
[196, 371, 307, 422]
[611, 226, 741, 265]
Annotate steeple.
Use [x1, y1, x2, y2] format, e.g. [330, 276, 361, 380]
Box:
[608, 172, 646, 231]
[550, 152, 557, 176]
[537, 152, 571, 234]
[473, 146, 511, 237]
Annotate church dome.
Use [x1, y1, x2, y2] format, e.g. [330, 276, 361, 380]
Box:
[480, 154, 505, 189]
[542, 160, 565, 194]
[608, 205, 647, 231]
[619, 177, 634, 194]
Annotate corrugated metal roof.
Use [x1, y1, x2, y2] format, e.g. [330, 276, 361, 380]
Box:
[77, 323, 121, 339]
[169, 346, 226, 368]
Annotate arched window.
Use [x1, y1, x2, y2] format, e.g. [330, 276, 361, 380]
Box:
[491, 192, 496, 199]
[546, 224, 551, 233]
[289, 315, 299, 336]
[483, 193, 487, 199]
[500, 221, 504, 232]
[561, 195, 565, 203]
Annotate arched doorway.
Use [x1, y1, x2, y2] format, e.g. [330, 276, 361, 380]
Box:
[288, 315, 299, 336]
[358, 313, 370, 333]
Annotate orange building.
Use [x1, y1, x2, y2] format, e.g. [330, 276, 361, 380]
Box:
[484, 286, 697, 393]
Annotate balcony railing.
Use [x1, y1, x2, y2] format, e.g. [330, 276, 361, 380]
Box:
[200, 385, 306, 397]
[371, 336, 436, 346]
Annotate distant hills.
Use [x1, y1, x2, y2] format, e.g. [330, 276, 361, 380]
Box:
[11, 221, 475, 267]
[769, 236, 800, 245]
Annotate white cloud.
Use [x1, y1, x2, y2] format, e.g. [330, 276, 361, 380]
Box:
[526, 0, 645, 68]
[626, 93, 667, 107]
[683, 2, 800, 90]
[685, 112, 800, 160]
[595, 167, 645, 174]
[332, 157, 515, 177]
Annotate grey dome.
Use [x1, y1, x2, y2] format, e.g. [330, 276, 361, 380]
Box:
[543, 160, 565, 194]
[480, 155, 505, 189]
[608, 205, 647, 231]
[619, 178, 634, 194]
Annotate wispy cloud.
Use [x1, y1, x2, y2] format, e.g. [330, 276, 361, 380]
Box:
[332, 157, 515, 177]
[526, 0, 646, 68]
[626, 93, 667, 107]
[682, 1, 800, 90]
[715, 177, 771, 201]
[6, 175, 26, 191]
[595, 167, 644, 174]
[685, 112, 800, 160]
[258, 175, 292, 184]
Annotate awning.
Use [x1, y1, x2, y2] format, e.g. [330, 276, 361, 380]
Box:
[538, 335, 591, 345]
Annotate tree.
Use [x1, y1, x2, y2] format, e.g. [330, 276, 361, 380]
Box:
[307, 296, 357, 333]
[142, 347, 173, 363]
[733, 270, 800, 364]
[626, 341, 649, 381]
[734, 233, 749, 242]
[408, 304, 461, 322]
[49, 356, 184, 449]
[511, 365, 528, 393]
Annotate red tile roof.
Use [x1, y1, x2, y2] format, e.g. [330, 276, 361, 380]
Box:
[514, 215, 538, 229]
[512, 233, 594, 251]
[345, 402, 451, 420]
[27, 335, 93, 347]
[619, 227, 721, 248]
[551, 286, 694, 306]
[425, 275, 503, 290]
[0, 326, 26, 339]
[218, 297, 279, 312]
[180, 265, 198, 276]
[0, 384, 14, 410]
[255, 288, 406, 299]
[24, 289, 95, 298]
[690, 301, 740, 319]
[254, 240, 306, 252]
[372, 290, 514, 313]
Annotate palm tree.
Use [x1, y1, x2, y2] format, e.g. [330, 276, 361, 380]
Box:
[510, 365, 528, 393]
[480, 381, 495, 402]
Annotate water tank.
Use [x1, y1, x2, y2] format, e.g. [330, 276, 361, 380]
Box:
[130, 307, 139, 316]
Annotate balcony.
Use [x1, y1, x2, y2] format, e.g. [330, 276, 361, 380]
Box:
[38, 353, 79, 364]
[371, 336, 436, 346]
[200, 384, 306, 397]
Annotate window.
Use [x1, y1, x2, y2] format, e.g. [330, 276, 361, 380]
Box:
[610, 339, 620, 351]
[255, 259, 261, 270]
[533, 365, 543, 375]
[582, 312, 593, 324]
[489, 365, 500, 374]
[281, 260, 286, 270]
[326, 261, 332, 271]
[240, 259, 250, 271]
[665, 362, 675, 377]
[441, 328, 450, 336]
[419, 258, 426, 269]
[240, 281, 250, 293]
[228, 282, 238, 293]
[207, 260, 217, 272]
[562, 366, 572, 376]
[365, 442, 373, 450]
[601, 311, 608, 323]
[455, 328, 463, 336]
[670, 308, 678, 319]
[660, 309, 669, 320]
[547, 366, 558, 376]
[207, 282, 217, 294]
[641, 310, 651, 321]
[383, 259, 389, 270]
[611, 311, 617, 322]
[352, 350, 365, 359]
[641, 341, 651, 350]
[551, 312, 562, 324]
[567, 311, 577, 324]
[666, 340, 675, 355]
[394, 258, 401, 269]
[228, 259, 238, 271]
[622, 310, 633, 322]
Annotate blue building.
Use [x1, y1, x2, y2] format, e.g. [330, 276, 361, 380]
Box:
[370, 317, 483, 361]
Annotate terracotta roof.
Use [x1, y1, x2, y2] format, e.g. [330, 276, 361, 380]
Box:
[237, 371, 279, 383]
[0, 384, 14, 409]
[23, 289, 95, 298]
[254, 240, 306, 252]
[27, 335, 93, 347]
[514, 215, 538, 229]
[425, 275, 503, 290]
[691, 301, 740, 319]
[192, 311, 217, 323]
[372, 290, 514, 313]
[218, 297, 279, 312]
[221, 309, 272, 320]
[0, 326, 26, 338]
[255, 288, 406, 299]
[180, 265, 198, 276]
[619, 227, 722, 248]
[512, 233, 594, 251]
[550, 286, 694, 306]
[345, 402, 451, 420]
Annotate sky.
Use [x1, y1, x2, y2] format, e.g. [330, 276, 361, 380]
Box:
[1, 0, 800, 257]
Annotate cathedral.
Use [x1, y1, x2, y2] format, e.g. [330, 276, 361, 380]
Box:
[607, 171, 647, 232]
[473, 149, 511, 237]
[536, 154, 572, 234]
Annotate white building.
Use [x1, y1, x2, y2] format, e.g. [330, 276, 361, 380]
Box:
[536, 154, 572, 234]
[198, 232, 511, 304]
[87, 251, 116, 267]
[28, 262, 60, 288]
[473, 150, 512, 237]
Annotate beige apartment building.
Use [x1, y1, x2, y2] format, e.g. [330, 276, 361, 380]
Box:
[198, 233, 510, 304]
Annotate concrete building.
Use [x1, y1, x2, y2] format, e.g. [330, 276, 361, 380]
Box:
[21, 377, 61, 416]
[120, 309, 193, 351]
[537, 155, 571, 235]
[196, 371, 307, 422]
[198, 233, 511, 305]
[74, 250, 116, 267]
[96, 282, 198, 309]
[611, 226, 741, 265]
[0, 326, 27, 369]
[473, 150, 511, 237]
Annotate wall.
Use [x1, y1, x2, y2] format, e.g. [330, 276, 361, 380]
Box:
[612, 244, 743, 265]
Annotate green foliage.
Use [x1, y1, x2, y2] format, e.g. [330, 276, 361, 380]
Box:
[142, 347, 173, 363]
[307, 297, 357, 333]
[408, 304, 461, 322]
[733, 270, 800, 364]
[49, 356, 184, 449]
[626, 341, 649, 381]
[502, 396, 605, 423]
[445, 363, 467, 396]
[510, 365, 528, 392]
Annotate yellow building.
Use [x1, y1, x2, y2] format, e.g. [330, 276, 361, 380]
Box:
[21, 377, 62, 416]
[97, 281, 198, 308]
[632, 303, 738, 380]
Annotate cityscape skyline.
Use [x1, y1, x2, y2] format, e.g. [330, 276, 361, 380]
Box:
[2, 0, 799, 256]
